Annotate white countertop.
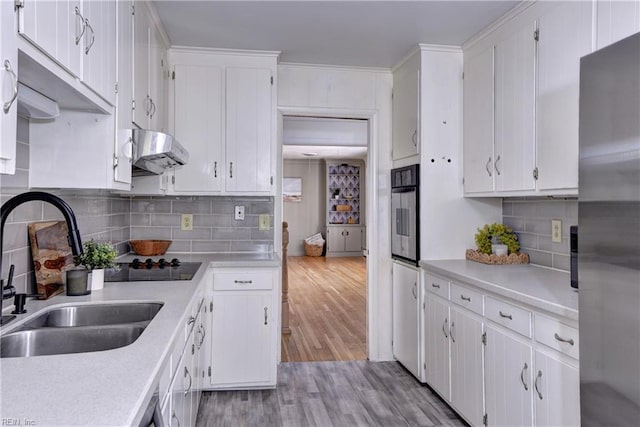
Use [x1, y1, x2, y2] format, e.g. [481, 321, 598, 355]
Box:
[419, 260, 578, 320]
[0, 252, 280, 426]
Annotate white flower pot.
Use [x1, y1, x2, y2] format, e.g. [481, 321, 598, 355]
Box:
[89, 268, 105, 291]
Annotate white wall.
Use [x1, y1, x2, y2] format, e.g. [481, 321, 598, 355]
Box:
[283, 159, 325, 256]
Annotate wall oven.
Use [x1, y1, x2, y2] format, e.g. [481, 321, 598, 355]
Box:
[391, 164, 420, 265]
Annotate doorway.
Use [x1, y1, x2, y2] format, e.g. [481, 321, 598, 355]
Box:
[280, 116, 369, 362]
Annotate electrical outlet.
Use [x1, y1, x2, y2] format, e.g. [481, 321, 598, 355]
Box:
[552, 219, 562, 243]
[181, 214, 193, 231]
[234, 205, 245, 221]
[259, 214, 270, 231]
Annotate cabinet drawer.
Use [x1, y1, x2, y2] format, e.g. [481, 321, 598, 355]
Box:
[424, 273, 449, 299]
[213, 270, 274, 291]
[535, 315, 579, 360]
[485, 296, 532, 338]
[450, 283, 483, 315]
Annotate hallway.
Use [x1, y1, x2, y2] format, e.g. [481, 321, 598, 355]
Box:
[281, 256, 367, 362]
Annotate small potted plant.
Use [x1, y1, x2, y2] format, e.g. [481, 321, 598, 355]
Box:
[73, 240, 118, 291]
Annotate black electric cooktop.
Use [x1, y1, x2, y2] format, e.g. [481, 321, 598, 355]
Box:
[104, 258, 202, 282]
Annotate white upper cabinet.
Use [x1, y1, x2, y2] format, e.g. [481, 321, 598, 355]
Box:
[596, 0, 640, 50]
[17, 0, 83, 77]
[494, 20, 537, 193]
[392, 53, 420, 160]
[1, 0, 18, 175]
[225, 66, 273, 193]
[172, 64, 224, 193]
[536, 1, 592, 191]
[81, 0, 117, 104]
[169, 50, 277, 196]
[462, 46, 494, 193]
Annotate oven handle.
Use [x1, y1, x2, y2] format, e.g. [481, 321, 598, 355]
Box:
[391, 187, 418, 193]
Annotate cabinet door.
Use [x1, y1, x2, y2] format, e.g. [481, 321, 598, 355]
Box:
[0, 0, 18, 175]
[392, 263, 420, 378]
[149, 24, 165, 131]
[326, 226, 344, 253]
[534, 349, 580, 427]
[425, 294, 450, 400]
[210, 292, 274, 386]
[450, 307, 484, 426]
[82, 0, 116, 104]
[536, 2, 592, 191]
[172, 64, 224, 193]
[170, 351, 188, 427]
[463, 46, 494, 193]
[344, 227, 362, 253]
[596, 0, 640, 50]
[484, 324, 533, 427]
[225, 67, 273, 193]
[494, 21, 537, 192]
[392, 54, 419, 160]
[132, 4, 150, 128]
[18, 0, 82, 77]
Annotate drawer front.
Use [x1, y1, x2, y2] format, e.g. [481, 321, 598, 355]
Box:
[485, 296, 532, 338]
[424, 273, 449, 299]
[213, 270, 274, 291]
[450, 283, 483, 315]
[535, 314, 579, 359]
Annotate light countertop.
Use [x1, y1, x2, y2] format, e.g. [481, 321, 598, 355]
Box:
[0, 252, 280, 426]
[419, 260, 578, 320]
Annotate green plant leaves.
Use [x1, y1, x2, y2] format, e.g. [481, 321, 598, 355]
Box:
[474, 223, 520, 255]
[73, 239, 118, 270]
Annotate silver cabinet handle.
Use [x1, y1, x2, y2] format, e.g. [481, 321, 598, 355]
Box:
[494, 155, 501, 176]
[499, 311, 513, 320]
[450, 321, 455, 343]
[199, 324, 206, 346]
[411, 130, 418, 147]
[229, 162, 233, 178]
[460, 294, 471, 302]
[184, 366, 192, 395]
[84, 18, 95, 55]
[442, 318, 448, 338]
[187, 316, 195, 326]
[149, 98, 157, 119]
[535, 370, 543, 399]
[144, 95, 151, 116]
[431, 283, 440, 289]
[234, 280, 252, 284]
[520, 362, 529, 391]
[411, 282, 417, 299]
[485, 157, 493, 177]
[264, 307, 268, 325]
[3, 60, 18, 113]
[172, 411, 181, 427]
[213, 161, 217, 178]
[74, 7, 86, 45]
[554, 333, 575, 346]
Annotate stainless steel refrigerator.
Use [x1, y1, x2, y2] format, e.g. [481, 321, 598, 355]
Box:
[579, 31, 640, 426]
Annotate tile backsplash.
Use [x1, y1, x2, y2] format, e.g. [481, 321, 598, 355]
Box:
[502, 198, 578, 271]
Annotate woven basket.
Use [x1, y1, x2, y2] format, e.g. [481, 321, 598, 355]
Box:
[304, 241, 323, 257]
[130, 240, 172, 256]
[336, 205, 351, 212]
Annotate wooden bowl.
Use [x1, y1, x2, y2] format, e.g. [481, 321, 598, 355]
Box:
[129, 240, 172, 256]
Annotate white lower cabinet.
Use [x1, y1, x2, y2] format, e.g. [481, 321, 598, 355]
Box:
[533, 349, 580, 427]
[326, 225, 363, 256]
[208, 267, 279, 389]
[392, 262, 421, 379]
[424, 291, 451, 400]
[484, 324, 534, 427]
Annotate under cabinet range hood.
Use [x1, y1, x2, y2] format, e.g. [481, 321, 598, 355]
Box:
[130, 129, 189, 176]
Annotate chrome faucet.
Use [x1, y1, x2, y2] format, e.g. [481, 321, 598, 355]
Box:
[1, 192, 83, 302]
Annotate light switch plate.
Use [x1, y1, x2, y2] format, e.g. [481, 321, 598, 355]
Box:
[552, 219, 562, 243]
[259, 214, 270, 231]
[234, 206, 245, 221]
[181, 214, 193, 231]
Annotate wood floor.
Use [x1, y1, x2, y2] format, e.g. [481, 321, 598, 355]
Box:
[196, 361, 467, 427]
[281, 256, 367, 362]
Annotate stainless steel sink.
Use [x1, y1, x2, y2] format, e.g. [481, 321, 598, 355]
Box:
[0, 302, 163, 358]
[20, 302, 163, 328]
[0, 325, 146, 358]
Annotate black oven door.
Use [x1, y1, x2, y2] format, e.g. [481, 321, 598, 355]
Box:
[391, 187, 418, 264]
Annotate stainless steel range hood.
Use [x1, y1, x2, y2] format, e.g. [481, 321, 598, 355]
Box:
[131, 129, 189, 176]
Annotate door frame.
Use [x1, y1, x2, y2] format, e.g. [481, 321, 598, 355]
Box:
[276, 106, 380, 361]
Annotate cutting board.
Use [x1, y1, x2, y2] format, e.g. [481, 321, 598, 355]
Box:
[28, 221, 75, 299]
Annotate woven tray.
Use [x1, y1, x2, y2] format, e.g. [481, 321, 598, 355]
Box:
[465, 249, 529, 265]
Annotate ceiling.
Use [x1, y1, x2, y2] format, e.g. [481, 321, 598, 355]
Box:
[153, 1, 520, 68]
[283, 145, 367, 160]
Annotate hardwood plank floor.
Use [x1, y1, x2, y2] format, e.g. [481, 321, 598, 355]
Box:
[197, 361, 466, 427]
[281, 256, 367, 362]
